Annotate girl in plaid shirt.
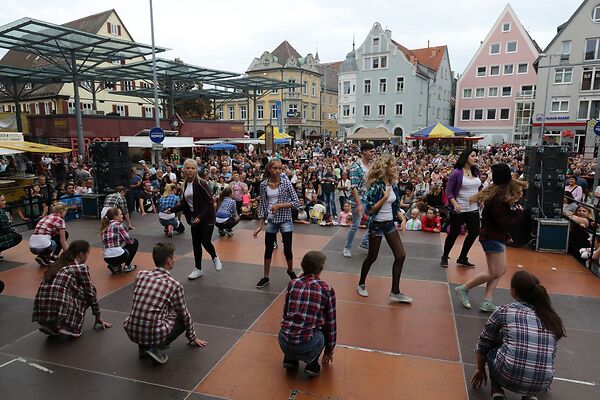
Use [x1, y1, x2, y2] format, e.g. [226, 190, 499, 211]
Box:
[100, 207, 138, 274]
[29, 202, 69, 267]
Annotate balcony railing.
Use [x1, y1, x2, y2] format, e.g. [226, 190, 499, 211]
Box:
[283, 92, 302, 100]
[515, 90, 536, 101]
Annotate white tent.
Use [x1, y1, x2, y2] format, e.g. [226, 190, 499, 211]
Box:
[120, 136, 195, 148]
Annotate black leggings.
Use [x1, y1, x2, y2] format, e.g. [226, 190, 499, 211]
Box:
[442, 210, 480, 260]
[359, 230, 406, 294]
[191, 223, 217, 270]
[264, 231, 293, 260]
[104, 238, 139, 269]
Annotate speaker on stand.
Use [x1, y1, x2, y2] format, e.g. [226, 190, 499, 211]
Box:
[89, 142, 131, 194]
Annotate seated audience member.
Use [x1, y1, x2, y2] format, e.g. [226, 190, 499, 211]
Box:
[101, 207, 139, 274]
[124, 243, 207, 365]
[29, 202, 69, 267]
[18, 185, 47, 230]
[562, 191, 577, 216]
[421, 208, 442, 233]
[399, 187, 416, 212]
[279, 251, 336, 377]
[566, 205, 594, 262]
[292, 198, 310, 224]
[32, 240, 112, 337]
[406, 208, 422, 231]
[337, 202, 353, 226]
[319, 213, 337, 226]
[139, 183, 157, 215]
[472, 271, 565, 400]
[59, 182, 82, 222]
[0, 194, 23, 259]
[305, 193, 324, 214]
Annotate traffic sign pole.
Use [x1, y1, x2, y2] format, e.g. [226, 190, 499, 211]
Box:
[149, 126, 165, 169]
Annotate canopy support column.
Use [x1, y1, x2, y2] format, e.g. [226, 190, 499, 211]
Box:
[91, 80, 97, 111]
[71, 50, 85, 159]
[12, 80, 23, 132]
[252, 91, 258, 139]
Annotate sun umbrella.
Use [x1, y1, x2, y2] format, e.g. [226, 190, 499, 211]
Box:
[411, 122, 470, 138]
[258, 127, 293, 140]
[208, 143, 237, 151]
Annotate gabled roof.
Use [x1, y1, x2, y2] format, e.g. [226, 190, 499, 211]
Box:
[271, 40, 302, 64]
[410, 46, 447, 72]
[62, 9, 113, 33]
[391, 40, 415, 62]
[540, 0, 587, 54]
[324, 61, 342, 72]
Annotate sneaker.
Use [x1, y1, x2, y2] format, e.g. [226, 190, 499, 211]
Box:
[304, 359, 321, 377]
[188, 269, 204, 280]
[287, 270, 297, 280]
[218, 229, 225, 237]
[256, 277, 270, 289]
[356, 284, 369, 297]
[342, 248, 352, 258]
[456, 258, 475, 267]
[49, 255, 59, 263]
[454, 285, 471, 309]
[581, 251, 591, 260]
[144, 347, 168, 365]
[39, 325, 59, 336]
[273, 241, 278, 249]
[167, 225, 173, 238]
[359, 242, 369, 251]
[108, 264, 122, 274]
[440, 257, 449, 268]
[479, 299, 497, 313]
[213, 257, 222, 271]
[58, 327, 81, 338]
[123, 264, 137, 273]
[225, 230, 234, 237]
[283, 356, 299, 370]
[389, 292, 413, 303]
[35, 256, 49, 267]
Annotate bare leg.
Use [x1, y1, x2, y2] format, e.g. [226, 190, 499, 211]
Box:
[463, 251, 506, 301]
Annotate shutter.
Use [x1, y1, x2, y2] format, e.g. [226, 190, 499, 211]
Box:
[117, 25, 121, 36]
[132, 81, 136, 89]
[124, 105, 129, 117]
[112, 105, 117, 114]
[120, 59, 125, 65]
[107, 22, 111, 33]
[60, 100, 68, 114]
[39, 102, 45, 115]
[141, 106, 145, 117]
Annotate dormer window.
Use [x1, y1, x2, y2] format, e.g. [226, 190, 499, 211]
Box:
[592, 5, 600, 23]
[373, 37, 380, 50]
[502, 22, 511, 32]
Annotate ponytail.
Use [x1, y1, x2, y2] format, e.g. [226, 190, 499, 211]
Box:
[511, 271, 566, 340]
[218, 187, 232, 209]
[100, 207, 121, 234]
[44, 240, 90, 280]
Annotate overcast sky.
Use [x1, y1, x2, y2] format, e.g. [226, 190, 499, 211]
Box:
[1, 0, 585, 76]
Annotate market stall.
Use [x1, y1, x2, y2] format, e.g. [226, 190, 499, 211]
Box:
[407, 122, 483, 153]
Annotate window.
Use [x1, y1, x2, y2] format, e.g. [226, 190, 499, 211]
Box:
[240, 105, 247, 119]
[395, 103, 403, 116]
[372, 57, 379, 69]
[288, 79, 296, 93]
[67, 102, 75, 114]
[373, 37, 380, 49]
[396, 76, 404, 92]
[271, 104, 277, 119]
[461, 109, 471, 120]
[143, 107, 153, 118]
[342, 105, 350, 117]
[475, 88, 485, 98]
[502, 86, 512, 97]
[380, 56, 387, 68]
[379, 78, 387, 93]
[490, 65, 500, 76]
[257, 105, 264, 119]
[517, 63, 528, 74]
[289, 104, 298, 114]
[474, 109, 483, 120]
[585, 38, 600, 61]
[342, 81, 351, 95]
[502, 22, 511, 32]
[363, 57, 371, 70]
[551, 98, 569, 112]
[506, 41, 517, 53]
[500, 108, 510, 120]
[463, 88, 472, 98]
[228, 106, 235, 119]
[503, 64, 514, 75]
[378, 104, 386, 116]
[303, 104, 308, 119]
[560, 40, 571, 63]
[581, 67, 600, 90]
[303, 81, 308, 95]
[578, 100, 600, 119]
[311, 105, 316, 120]
[554, 68, 573, 84]
[365, 56, 387, 70]
[364, 79, 371, 94]
[217, 107, 224, 119]
[256, 89, 263, 95]
[363, 104, 371, 116]
[592, 5, 600, 22]
[111, 24, 120, 35]
[490, 43, 500, 54]
[488, 87, 498, 97]
[123, 80, 134, 91]
[486, 109, 496, 120]
[477, 66, 486, 77]
[312, 82, 316, 96]
[115, 105, 126, 117]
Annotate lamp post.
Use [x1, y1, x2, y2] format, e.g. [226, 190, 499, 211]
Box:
[149, 0, 162, 166]
[538, 53, 556, 145]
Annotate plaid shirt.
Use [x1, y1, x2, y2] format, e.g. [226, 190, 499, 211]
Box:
[102, 220, 134, 249]
[0, 209, 17, 249]
[280, 274, 337, 355]
[33, 213, 66, 236]
[159, 194, 180, 213]
[349, 160, 368, 200]
[124, 268, 196, 346]
[476, 302, 558, 395]
[364, 180, 401, 227]
[103, 192, 128, 215]
[258, 174, 300, 224]
[32, 261, 100, 335]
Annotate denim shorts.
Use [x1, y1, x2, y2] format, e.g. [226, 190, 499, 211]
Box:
[159, 217, 180, 228]
[278, 330, 325, 363]
[30, 240, 57, 255]
[480, 239, 505, 253]
[368, 220, 396, 237]
[265, 220, 293, 234]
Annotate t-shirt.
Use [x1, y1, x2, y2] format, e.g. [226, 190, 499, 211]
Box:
[184, 182, 194, 211]
[406, 218, 422, 231]
[456, 176, 481, 213]
[374, 185, 396, 222]
[266, 186, 279, 221]
[321, 172, 336, 193]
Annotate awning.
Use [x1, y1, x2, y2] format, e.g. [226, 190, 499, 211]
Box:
[347, 127, 395, 140]
[257, 127, 293, 140]
[411, 122, 470, 138]
[0, 141, 71, 153]
[120, 136, 195, 148]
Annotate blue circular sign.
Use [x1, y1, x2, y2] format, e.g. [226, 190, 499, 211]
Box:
[149, 127, 165, 143]
[594, 122, 600, 137]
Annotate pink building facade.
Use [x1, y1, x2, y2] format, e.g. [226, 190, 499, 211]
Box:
[455, 4, 541, 144]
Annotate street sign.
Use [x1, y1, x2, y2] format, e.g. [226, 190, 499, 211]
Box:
[152, 143, 164, 151]
[149, 126, 165, 144]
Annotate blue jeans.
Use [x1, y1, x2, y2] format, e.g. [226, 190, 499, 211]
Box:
[344, 199, 369, 251]
[323, 191, 337, 216]
[278, 330, 324, 363]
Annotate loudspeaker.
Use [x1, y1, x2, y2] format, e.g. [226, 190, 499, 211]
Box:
[90, 142, 130, 194]
[507, 207, 533, 247]
[526, 180, 565, 218]
[535, 218, 569, 253]
[524, 145, 568, 218]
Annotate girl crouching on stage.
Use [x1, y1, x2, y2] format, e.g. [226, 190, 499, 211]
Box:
[158, 184, 185, 237]
[215, 187, 240, 237]
[101, 207, 139, 274]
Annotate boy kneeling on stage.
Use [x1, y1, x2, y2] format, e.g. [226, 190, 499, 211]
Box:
[278, 250, 336, 377]
[124, 243, 206, 365]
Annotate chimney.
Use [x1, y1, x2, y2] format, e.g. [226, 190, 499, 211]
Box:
[385, 28, 392, 40]
[427, 40, 430, 48]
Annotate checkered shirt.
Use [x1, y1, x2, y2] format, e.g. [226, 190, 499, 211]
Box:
[258, 174, 300, 223]
[217, 197, 237, 216]
[159, 194, 180, 213]
[32, 261, 100, 335]
[33, 213, 66, 236]
[0, 209, 16, 249]
[124, 268, 196, 346]
[102, 220, 134, 249]
[103, 192, 129, 215]
[475, 302, 558, 395]
[280, 274, 337, 355]
[349, 161, 368, 199]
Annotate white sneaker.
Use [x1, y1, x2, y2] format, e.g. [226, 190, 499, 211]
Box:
[389, 292, 413, 303]
[356, 284, 369, 297]
[343, 249, 352, 258]
[188, 269, 203, 280]
[213, 257, 223, 271]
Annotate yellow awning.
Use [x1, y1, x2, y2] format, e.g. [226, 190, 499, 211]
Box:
[258, 127, 293, 140]
[0, 141, 71, 153]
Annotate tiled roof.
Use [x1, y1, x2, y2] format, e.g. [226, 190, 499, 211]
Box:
[62, 9, 114, 33]
[271, 40, 302, 64]
[410, 45, 447, 72]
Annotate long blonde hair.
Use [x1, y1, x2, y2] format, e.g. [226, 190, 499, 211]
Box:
[470, 179, 528, 205]
[366, 154, 397, 187]
[162, 183, 176, 197]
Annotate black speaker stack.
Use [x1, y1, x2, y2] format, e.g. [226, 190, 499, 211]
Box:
[523, 145, 568, 218]
[90, 142, 130, 194]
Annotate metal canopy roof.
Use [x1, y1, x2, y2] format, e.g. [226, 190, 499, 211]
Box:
[110, 87, 247, 100]
[102, 58, 239, 83]
[0, 64, 72, 83]
[0, 18, 166, 67]
[215, 76, 302, 91]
